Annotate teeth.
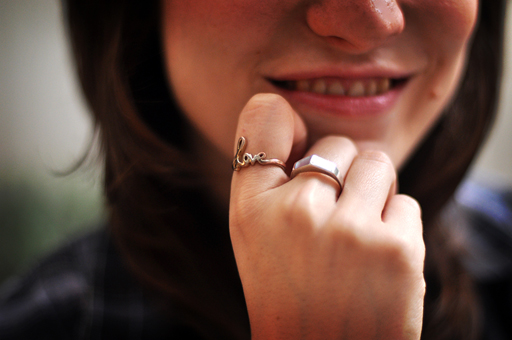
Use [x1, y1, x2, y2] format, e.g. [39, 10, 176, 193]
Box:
[297, 80, 309, 91]
[366, 80, 377, 96]
[311, 79, 327, 94]
[327, 81, 345, 95]
[285, 78, 395, 96]
[348, 81, 365, 97]
[377, 78, 390, 94]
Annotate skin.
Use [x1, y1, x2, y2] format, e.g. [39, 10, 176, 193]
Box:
[161, 0, 479, 338]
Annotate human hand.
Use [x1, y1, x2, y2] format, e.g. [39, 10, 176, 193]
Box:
[230, 93, 425, 340]
[230, 94, 425, 339]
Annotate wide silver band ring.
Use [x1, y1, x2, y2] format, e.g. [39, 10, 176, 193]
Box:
[232, 136, 286, 172]
[290, 155, 344, 191]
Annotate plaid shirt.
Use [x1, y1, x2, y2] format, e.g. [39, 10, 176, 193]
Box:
[0, 228, 203, 339]
[0, 180, 511, 339]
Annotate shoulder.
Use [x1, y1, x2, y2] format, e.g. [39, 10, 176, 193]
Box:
[456, 179, 512, 230]
[454, 179, 512, 340]
[0, 230, 102, 339]
[0, 228, 170, 340]
[455, 179, 512, 279]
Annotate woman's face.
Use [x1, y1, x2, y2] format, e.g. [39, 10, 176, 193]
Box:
[162, 0, 478, 168]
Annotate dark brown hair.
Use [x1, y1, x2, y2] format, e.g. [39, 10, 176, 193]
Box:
[63, 1, 506, 339]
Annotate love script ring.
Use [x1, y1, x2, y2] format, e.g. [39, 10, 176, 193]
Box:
[291, 155, 344, 191]
[232, 136, 286, 172]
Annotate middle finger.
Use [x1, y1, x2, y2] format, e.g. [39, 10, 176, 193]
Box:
[286, 135, 358, 204]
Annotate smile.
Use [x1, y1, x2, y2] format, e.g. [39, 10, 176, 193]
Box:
[267, 75, 411, 117]
[271, 77, 408, 97]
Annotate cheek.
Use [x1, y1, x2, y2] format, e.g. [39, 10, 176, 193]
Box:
[407, 0, 479, 115]
[162, 0, 290, 45]
[438, 0, 478, 36]
[406, 0, 478, 47]
[161, 0, 296, 157]
[390, 1, 478, 167]
[161, 1, 258, 154]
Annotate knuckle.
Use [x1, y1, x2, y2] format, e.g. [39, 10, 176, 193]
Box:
[358, 150, 393, 167]
[386, 234, 411, 257]
[282, 182, 322, 228]
[320, 135, 358, 152]
[230, 191, 262, 224]
[394, 194, 422, 216]
[356, 150, 396, 180]
[380, 233, 425, 272]
[230, 198, 262, 241]
[234, 176, 268, 204]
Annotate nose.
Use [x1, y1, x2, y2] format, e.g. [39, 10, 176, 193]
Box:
[306, 0, 405, 53]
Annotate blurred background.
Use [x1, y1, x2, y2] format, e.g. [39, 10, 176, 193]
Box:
[0, 1, 103, 283]
[1, 1, 512, 284]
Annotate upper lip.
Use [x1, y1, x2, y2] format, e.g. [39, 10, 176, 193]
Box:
[263, 63, 416, 82]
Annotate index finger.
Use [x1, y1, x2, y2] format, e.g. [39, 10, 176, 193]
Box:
[231, 93, 307, 200]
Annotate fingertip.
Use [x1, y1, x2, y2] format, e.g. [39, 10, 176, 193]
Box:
[235, 93, 296, 160]
[232, 93, 307, 196]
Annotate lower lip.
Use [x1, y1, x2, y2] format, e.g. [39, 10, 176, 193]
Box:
[271, 82, 405, 118]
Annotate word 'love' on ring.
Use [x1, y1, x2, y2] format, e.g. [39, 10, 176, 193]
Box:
[232, 136, 286, 172]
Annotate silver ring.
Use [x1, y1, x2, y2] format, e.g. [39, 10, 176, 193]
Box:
[290, 155, 344, 190]
[232, 136, 286, 172]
